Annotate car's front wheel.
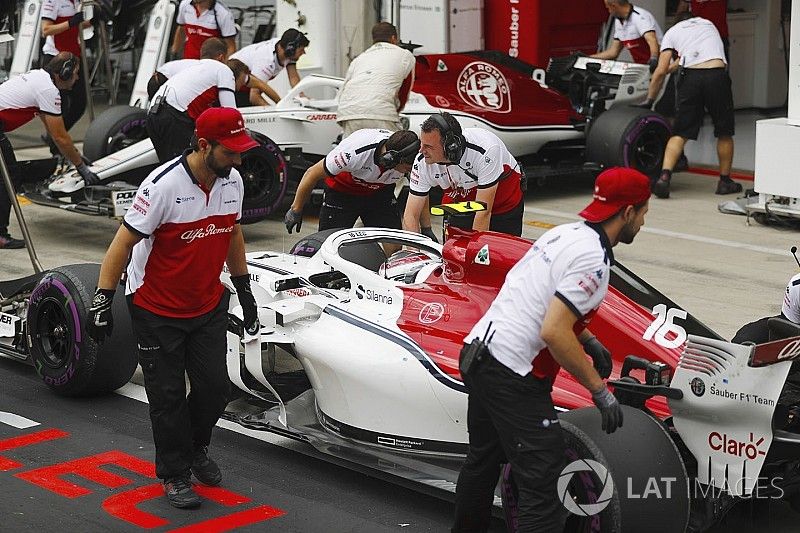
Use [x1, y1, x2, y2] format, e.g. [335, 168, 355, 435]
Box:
[238, 132, 289, 224]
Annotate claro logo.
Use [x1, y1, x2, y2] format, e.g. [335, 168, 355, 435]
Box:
[708, 432, 767, 460]
[180, 224, 234, 243]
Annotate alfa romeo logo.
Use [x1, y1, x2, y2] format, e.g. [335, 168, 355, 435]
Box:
[457, 61, 511, 113]
[690, 377, 705, 397]
[558, 459, 614, 516]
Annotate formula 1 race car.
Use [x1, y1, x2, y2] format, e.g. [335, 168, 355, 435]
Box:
[2, 221, 800, 532]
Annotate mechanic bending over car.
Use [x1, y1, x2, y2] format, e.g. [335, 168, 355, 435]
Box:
[86, 107, 260, 510]
[453, 167, 650, 533]
[732, 270, 800, 345]
[645, 12, 741, 199]
[171, 0, 237, 60]
[147, 58, 251, 163]
[591, 0, 663, 71]
[0, 51, 100, 249]
[285, 129, 421, 242]
[229, 28, 309, 107]
[403, 112, 525, 238]
[336, 21, 415, 137]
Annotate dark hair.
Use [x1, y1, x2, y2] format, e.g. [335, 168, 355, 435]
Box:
[279, 28, 310, 49]
[674, 11, 694, 23]
[372, 22, 398, 43]
[226, 58, 250, 79]
[43, 51, 77, 78]
[385, 130, 420, 165]
[200, 37, 227, 60]
[420, 111, 462, 137]
[189, 134, 220, 150]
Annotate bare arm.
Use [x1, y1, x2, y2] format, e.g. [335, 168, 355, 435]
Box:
[646, 50, 674, 100]
[419, 196, 432, 228]
[224, 36, 236, 58]
[226, 225, 248, 277]
[402, 193, 426, 233]
[41, 18, 70, 37]
[248, 75, 279, 105]
[170, 26, 184, 56]
[590, 40, 623, 60]
[290, 159, 327, 212]
[97, 225, 143, 291]
[286, 63, 301, 88]
[473, 184, 498, 231]
[643, 31, 660, 61]
[41, 114, 83, 166]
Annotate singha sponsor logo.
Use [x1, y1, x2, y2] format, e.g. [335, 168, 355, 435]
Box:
[180, 224, 234, 243]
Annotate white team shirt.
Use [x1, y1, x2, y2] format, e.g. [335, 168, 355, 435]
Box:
[157, 59, 198, 78]
[466, 222, 613, 378]
[322, 129, 406, 195]
[409, 128, 522, 214]
[230, 38, 291, 83]
[124, 153, 244, 318]
[782, 273, 800, 323]
[151, 59, 236, 119]
[612, 5, 663, 64]
[660, 17, 727, 68]
[0, 70, 61, 132]
[175, 0, 236, 59]
[41, 0, 82, 57]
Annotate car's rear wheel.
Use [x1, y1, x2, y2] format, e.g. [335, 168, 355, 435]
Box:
[238, 132, 289, 224]
[585, 106, 671, 178]
[26, 264, 137, 396]
[82, 105, 149, 162]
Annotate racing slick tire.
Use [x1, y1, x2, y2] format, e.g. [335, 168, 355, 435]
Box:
[238, 131, 289, 224]
[26, 264, 137, 397]
[501, 406, 690, 533]
[585, 106, 671, 178]
[82, 105, 148, 162]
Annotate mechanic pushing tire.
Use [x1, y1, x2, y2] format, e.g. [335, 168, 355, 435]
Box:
[82, 105, 149, 162]
[501, 406, 690, 533]
[26, 264, 137, 396]
[238, 131, 289, 224]
[585, 106, 671, 178]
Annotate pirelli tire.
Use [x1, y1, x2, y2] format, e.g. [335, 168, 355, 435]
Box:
[82, 105, 149, 162]
[585, 106, 671, 178]
[26, 264, 137, 397]
[500, 406, 690, 533]
[238, 131, 289, 224]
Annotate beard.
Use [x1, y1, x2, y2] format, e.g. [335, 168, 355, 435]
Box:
[205, 149, 233, 178]
[617, 219, 639, 244]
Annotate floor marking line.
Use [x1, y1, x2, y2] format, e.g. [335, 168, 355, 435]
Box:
[0, 412, 39, 429]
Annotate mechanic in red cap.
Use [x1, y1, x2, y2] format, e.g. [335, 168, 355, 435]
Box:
[86, 107, 260, 510]
[454, 167, 650, 532]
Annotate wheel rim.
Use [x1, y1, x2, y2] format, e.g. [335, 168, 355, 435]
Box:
[238, 151, 283, 207]
[34, 296, 74, 369]
[629, 124, 668, 175]
[107, 119, 148, 154]
[563, 448, 606, 533]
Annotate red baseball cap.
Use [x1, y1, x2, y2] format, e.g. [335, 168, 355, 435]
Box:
[579, 167, 651, 223]
[194, 107, 259, 152]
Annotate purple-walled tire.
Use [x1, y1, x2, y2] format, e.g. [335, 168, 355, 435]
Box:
[238, 131, 289, 225]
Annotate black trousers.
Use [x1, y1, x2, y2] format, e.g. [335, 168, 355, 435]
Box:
[127, 291, 231, 480]
[319, 185, 401, 231]
[42, 54, 86, 132]
[453, 356, 566, 533]
[145, 103, 195, 163]
[0, 131, 18, 233]
[445, 198, 524, 237]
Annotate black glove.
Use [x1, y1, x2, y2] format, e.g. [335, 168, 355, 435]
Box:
[648, 56, 659, 74]
[76, 163, 100, 186]
[592, 386, 623, 434]
[231, 274, 259, 335]
[421, 226, 438, 243]
[284, 208, 303, 234]
[583, 336, 612, 379]
[636, 98, 655, 110]
[68, 12, 84, 28]
[86, 288, 115, 344]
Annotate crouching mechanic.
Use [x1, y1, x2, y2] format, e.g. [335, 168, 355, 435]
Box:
[403, 112, 524, 237]
[0, 51, 99, 248]
[285, 128, 420, 235]
[453, 167, 651, 532]
[86, 108, 260, 509]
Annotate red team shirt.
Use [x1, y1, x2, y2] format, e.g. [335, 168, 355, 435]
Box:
[175, 0, 236, 60]
[41, 0, 81, 56]
[323, 129, 407, 196]
[689, 0, 728, 38]
[0, 70, 61, 131]
[123, 154, 244, 318]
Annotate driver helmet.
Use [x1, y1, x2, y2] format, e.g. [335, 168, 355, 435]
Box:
[378, 250, 437, 282]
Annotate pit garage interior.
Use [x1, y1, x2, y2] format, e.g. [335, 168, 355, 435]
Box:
[2, 1, 800, 532]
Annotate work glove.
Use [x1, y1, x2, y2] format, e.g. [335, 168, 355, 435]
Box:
[68, 12, 84, 28]
[86, 288, 115, 344]
[76, 163, 100, 186]
[592, 386, 623, 434]
[583, 336, 612, 379]
[648, 56, 659, 74]
[421, 226, 438, 243]
[635, 98, 654, 110]
[231, 274, 259, 336]
[284, 208, 303, 234]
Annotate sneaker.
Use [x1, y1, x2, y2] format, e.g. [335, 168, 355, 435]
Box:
[715, 180, 743, 195]
[191, 446, 222, 486]
[652, 179, 671, 199]
[674, 153, 689, 172]
[0, 234, 25, 249]
[163, 476, 201, 509]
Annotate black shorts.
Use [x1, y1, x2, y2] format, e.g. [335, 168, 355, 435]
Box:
[318, 185, 401, 231]
[673, 68, 735, 140]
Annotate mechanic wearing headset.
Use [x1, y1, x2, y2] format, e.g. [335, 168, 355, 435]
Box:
[403, 112, 524, 238]
[171, 0, 237, 60]
[454, 167, 649, 532]
[0, 52, 100, 249]
[229, 28, 309, 106]
[146, 58, 251, 163]
[86, 107, 260, 509]
[284, 128, 421, 236]
[591, 0, 663, 71]
[645, 13, 740, 199]
[676, 0, 729, 62]
[336, 22, 415, 138]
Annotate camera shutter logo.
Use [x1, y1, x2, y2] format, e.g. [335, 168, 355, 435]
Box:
[557, 459, 614, 516]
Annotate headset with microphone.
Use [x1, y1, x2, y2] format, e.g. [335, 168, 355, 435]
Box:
[282, 31, 308, 60]
[429, 113, 464, 163]
[45, 54, 77, 81]
[379, 136, 421, 169]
